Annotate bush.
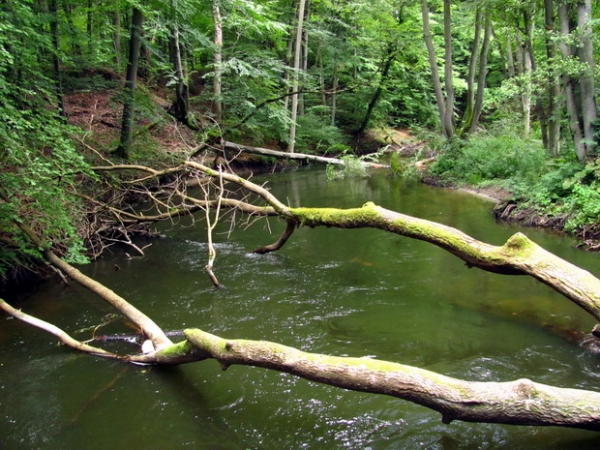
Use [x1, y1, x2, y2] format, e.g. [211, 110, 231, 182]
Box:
[432, 129, 547, 185]
[518, 158, 600, 232]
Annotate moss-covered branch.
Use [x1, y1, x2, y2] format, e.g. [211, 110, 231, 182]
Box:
[287, 202, 600, 321]
[184, 328, 600, 430]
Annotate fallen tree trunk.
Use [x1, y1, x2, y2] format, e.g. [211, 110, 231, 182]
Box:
[6, 161, 600, 433]
[4, 299, 600, 430]
[183, 329, 600, 431]
[221, 141, 389, 169]
[186, 162, 600, 323]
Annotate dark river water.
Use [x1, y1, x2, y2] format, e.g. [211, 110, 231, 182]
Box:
[2, 168, 600, 449]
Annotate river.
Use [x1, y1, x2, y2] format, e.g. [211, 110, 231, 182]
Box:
[2, 168, 600, 449]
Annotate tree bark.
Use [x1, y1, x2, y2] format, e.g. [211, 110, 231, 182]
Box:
[356, 45, 395, 136]
[544, 0, 561, 156]
[461, 7, 492, 136]
[49, 0, 66, 118]
[421, 0, 447, 138]
[221, 141, 389, 168]
[288, 0, 307, 153]
[168, 23, 191, 125]
[442, 0, 455, 138]
[115, 7, 144, 159]
[212, 0, 223, 123]
[7, 166, 600, 431]
[558, 3, 585, 161]
[577, 0, 597, 157]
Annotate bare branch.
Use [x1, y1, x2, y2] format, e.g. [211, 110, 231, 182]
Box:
[0, 299, 122, 359]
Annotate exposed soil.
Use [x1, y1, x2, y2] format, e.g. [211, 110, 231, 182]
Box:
[65, 90, 198, 156]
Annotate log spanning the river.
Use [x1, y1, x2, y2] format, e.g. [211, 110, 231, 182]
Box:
[221, 141, 389, 169]
[181, 329, 600, 431]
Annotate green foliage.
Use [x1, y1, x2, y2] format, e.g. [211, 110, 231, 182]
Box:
[0, 1, 93, 280]
[516, 159, 600, 232]
[326, 156, 369, 180]
[432, 129, 547, 186]
[296, 112, 349, 153]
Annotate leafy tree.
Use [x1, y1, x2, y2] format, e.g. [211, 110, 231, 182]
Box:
[0, 1, 92, 280]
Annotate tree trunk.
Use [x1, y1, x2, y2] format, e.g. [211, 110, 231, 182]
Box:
[182, 328, 600, 431]
[49, 0, 66, 118]
[461, 6, 492, 136]
[288, 0, 307, 153]
[461, 6, 483, 136]
[86, 0, 93, 53]
[421, 0, 456, 139]
[544, 0, 561, 156]
[8, 164, 600, 431]
[523, 8, 548, 145]
[516, 35, 532, 137]
[212, 0, 223, 123]
[558, 3, 586, 162]
[421, 0, 453, 139]
[467, 11, 492, 135]
[577, 0, 597, 158]
[442, 0, 455, 138]
[60, 0, 82, 55]
[114, 7, 144, 159]
[222, 141, 388, 168]
[168, 24, 191, 126]
[111, 2, 121, 67]
[356, 45, 395, 136]
[330, 57, 339, 127]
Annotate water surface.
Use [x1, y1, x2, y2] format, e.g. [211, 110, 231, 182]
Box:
[2, 169, 600, 449]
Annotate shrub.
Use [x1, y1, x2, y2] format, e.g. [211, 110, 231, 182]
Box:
[432, 129, 547, 185]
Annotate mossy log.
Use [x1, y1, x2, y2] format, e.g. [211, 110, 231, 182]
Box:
[183, 329, 600, 430]
[287, 202, 600, 321]
[187, 163, 600, 322]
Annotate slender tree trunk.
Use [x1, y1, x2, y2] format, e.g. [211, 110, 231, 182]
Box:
[356, 46, 394, 136]
[212, 0, 223, 123]
[421, 0, 448, 138]
[516, 33, 532, 137]
[577, 0, 597, 157]
[49, 0, 66, 118]
[461, 6, 483, 136]
[442, 0, 455, 138]
[330, 57, 338, 127]
[288, 0, 307, 153]
[60, 0, 82, 55]
[299, 0, 310, 117]
[467, 10, 492, 135]
[86, 0, 93, 53]
[168, 24, 190, 125]
[115, 8, 144, 159]
[545, 0, 561, 156]
[558, 3, 585, 161]
[111, 3, 121, 68]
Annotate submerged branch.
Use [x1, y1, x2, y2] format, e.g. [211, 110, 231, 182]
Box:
[0, 299, 122, 359]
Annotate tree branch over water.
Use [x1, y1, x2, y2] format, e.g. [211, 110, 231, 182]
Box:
[6, 163, 600, 430]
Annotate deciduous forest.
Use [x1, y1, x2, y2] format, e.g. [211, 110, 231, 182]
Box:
[3, 0, 600, 447]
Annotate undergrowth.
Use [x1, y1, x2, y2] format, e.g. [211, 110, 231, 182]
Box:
[429, 126, 600, 238]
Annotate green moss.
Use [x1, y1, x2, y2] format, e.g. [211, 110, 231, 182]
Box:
[290, 203, 379, 228]
[155, 339, 194, 358]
